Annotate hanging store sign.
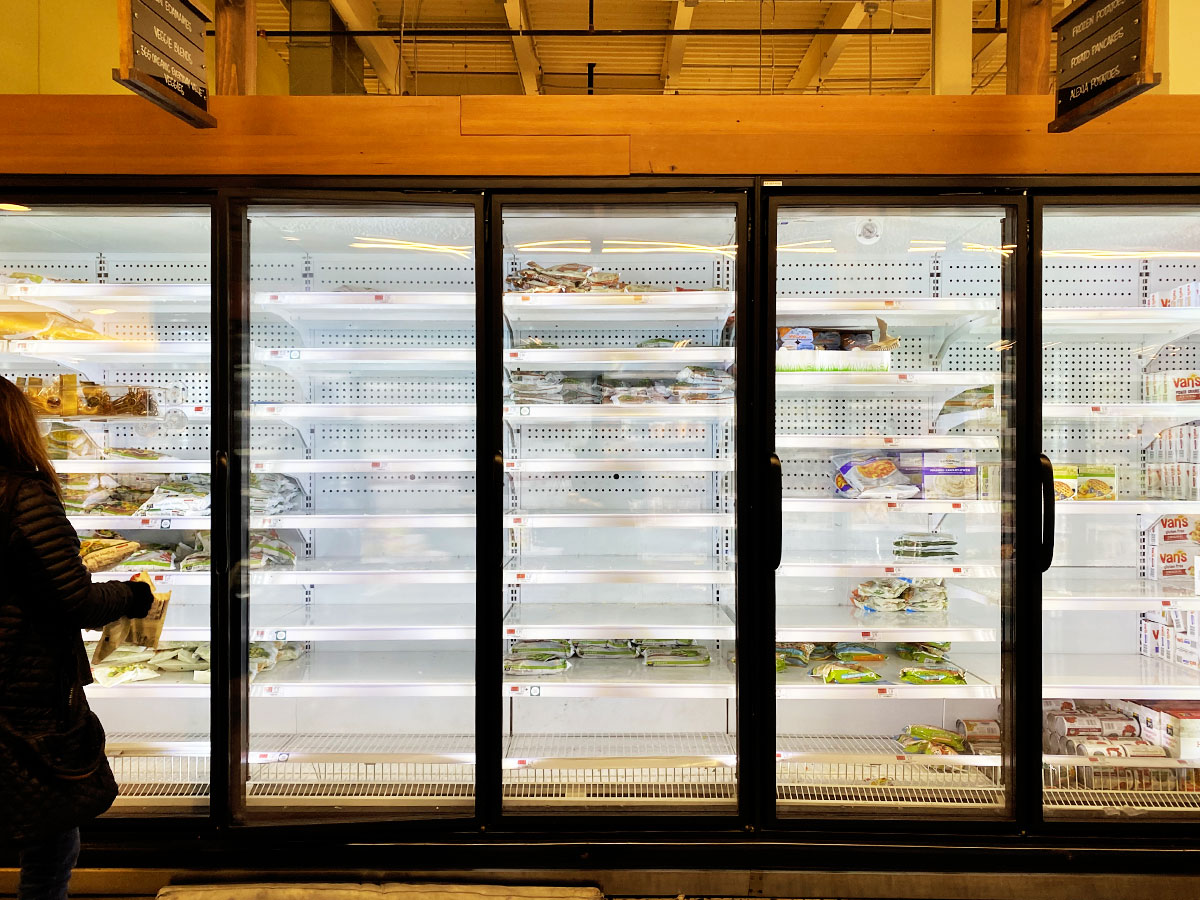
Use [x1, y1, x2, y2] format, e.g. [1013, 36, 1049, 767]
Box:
[112, 0, 217, 129]
[1049, 0, 1160, 133]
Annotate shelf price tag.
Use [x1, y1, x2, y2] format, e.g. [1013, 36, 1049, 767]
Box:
[252, 752, 289, 764]
[884, 566, 902, 576]
[261, 685, 284, 697]
[876, 687, 895, 698]
[508, 685, 541, 697]
[860, 631, 877, 640]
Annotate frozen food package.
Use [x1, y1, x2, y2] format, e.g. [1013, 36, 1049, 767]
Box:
[900, 724, 966, 751]
[1052, 463, 1077, 501]
[833, 642, 886, 662]
[898, 665, 967, 685]
[126, 572, 171, 651]
[1076, 465, 1117, 500]
[572, 639, 638, 659]
[247, 530, 296, 568]
[957, 718, 1002, 738]
[111, 547, 174, 569]
[91, 663, 160, 687]
[0, 312, 102, 341]
[510, 640, 572, 659]
[893, 532, 958, 561]
[810, 662, 881, 684]
[831, 452, 919, 499]
[896, 736, 958, 755]
[78, 535, 141, 572]
[922, 453, 978, 500]
[776, 326, 815, 350]
[644, 647, 711, 666]
[504, 653, 571, 675]
[903, 579, 949, 611]
[896, 643, 945, 663]
[44, 422, 101, 459]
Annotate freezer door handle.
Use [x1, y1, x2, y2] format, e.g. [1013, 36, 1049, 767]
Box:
[769, 452, 782, 570]
[1040, 453, 1055, 573]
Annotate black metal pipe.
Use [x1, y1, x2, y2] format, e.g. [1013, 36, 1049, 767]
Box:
[242, 26, 1005, 38]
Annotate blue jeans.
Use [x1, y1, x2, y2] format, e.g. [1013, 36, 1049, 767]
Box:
[18, 827, 80, 900]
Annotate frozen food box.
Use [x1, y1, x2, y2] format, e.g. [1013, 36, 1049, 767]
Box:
[1144, 705, 1200, 759]
[1145, 545, 1196, 580]
[1075, 464, 1117, 501]
[922, 452, 978, 500]
[1146, 514, 1200, 546]
[777, 326, 815, 350]
[1051, 463, 1077, 501]
[898, 451, 925, 491]
[977, 463, 1001, 500]
[1159, 371, 1200, 403]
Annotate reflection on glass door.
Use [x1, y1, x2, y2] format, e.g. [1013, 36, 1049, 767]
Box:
[499, 202, 739, 813]
[772, 205, 1012, 817]
[246, 205, 477, 816]
[0, 205, 212, 811]
[1042, 206, 1200, 819]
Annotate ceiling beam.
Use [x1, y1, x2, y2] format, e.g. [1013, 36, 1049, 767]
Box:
[661, 0, 696, 93]
[502, 0, 543, 95]
[328, 0, 410, 94]
[785, 1, 868, 94]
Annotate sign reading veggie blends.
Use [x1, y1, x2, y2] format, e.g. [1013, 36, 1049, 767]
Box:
[112, 0, 216, 128]
[1049, 0, 1160, 133]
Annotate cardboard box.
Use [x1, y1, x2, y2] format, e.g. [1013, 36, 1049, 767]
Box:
[1076, 464, 1117, 500]
[977, 463, 1001, 500]
[1146, 546, 1196, 580]
[1146, 514, 1200, 546]
[1146, 706, 1200, 759]
[921, 452, 978, 500]
[1051, 463, 1077, 501]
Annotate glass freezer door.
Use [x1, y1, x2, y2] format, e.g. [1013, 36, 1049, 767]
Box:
[772, 204, 1014, 818]
[1041, 205, 1200, 820]
[499, 201, 739, 814]
[246, 204, 478, 817]
[0, 206, 212, 812]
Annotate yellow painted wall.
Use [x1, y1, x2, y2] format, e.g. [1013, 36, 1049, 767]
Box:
[1157, 0, 1200, 94]
[1, 1, 287, 95]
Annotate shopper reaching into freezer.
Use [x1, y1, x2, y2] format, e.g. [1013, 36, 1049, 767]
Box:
[0, 375, 153, 900]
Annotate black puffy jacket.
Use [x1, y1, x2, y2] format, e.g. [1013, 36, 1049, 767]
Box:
[0, 468, 148, 843]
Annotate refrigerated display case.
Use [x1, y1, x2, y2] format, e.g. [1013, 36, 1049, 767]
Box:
[1040, 204, 1200, 819]
[244, 204, 479, 815]
[768, 203, 1014, 817]
[497, 200, 741, 812]
[0, 206, 212, 811]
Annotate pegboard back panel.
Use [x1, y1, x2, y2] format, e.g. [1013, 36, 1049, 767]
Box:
[1043, 261, 1139, 306]
[315, 474, 475, 513]
[1148, 261, 1200, 295]
[251, 256, 305, 292]
[512, 473, 722, 513]
[940, 339, 1005, 373]
[251, 369, 303, 404]
[312, 327, 476, 349]
[516, 424, 715, 457]
[314, 425, 476, 457]
[104, 255, 209, 284]
[777, 260, 929, 297]
[104, 367, 210, 406]
[940, 262, 1002, 299]
[250, 424, 307, 456]
[1043, 342, 1141, 403]
[104, 320, 210, 341]
[111, 423, 209, 454]
[311, 256, 475, 291]
[776, 397, 928, 435]
[314, 377, 475, 404]
[0, 255, 97, 281]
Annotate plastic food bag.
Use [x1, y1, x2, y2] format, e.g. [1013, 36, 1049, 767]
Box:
[896, 643, 946, 663]
[644, 647, 711, 666]
[899, 665, 967, 685]
[503, 653, 570, 675]
[509, 640, 572, 659]
[810, 662, 881, 684]
[834, 642, 886, 662]
[900, 724, 966, 751]
[91, 663, 160, 687]
[832, 453, 919, 499]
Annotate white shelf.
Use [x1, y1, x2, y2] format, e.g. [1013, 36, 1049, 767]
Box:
[254, 513, 474, 529]
[505, 404, 734, 421]
[503, 290, 734, 325]
[1055, 501, 1200, 516]
[1043, 307, 1200, 330]
[1045, 403, 1200, 419]
[1043, 569, 1200, 610]
[3, 283, 208, 301]
[504, 603, 735, 640]
[250, 558, 476, 585]
[69, 515, 209, 530]
[775, 371, 997, 391]
[254, 652, 475, 699]
[85, 671, 208, 699]
[505, 512, 734, 529]
[775, 605, 998, 642]
[775, 298, 998, 326]
[91, 570, 211, 586]
[504, 654, 735, 700]
[251, 458, 475, 474]
[1043, 653, 1200, 699]
[254, 348, 474, 369]
[776, 434, 998, 451]
[505, 457, 734, 473]
[253, 291, 474, 319]
[782, 498, 1000, 515]
[37, 406, 211, 426]
[253, 404, 474, 422]
[775, 734, 1000, 767]
[776, 652, 999, 700]
[504, 556, 735, 585]
[2, 339, 209, 362]
[54, 459, 210, 474]
[504, 347, 734, 372]
[778, 560, 998, 579]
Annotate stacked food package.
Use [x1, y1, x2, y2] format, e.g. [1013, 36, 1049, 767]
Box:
[785, 642, 967, 685]
[86, 641, 304, 687]
[78, 529, 296, 573]
[774, 321, 891, 372]
[850, 577, 949, 613]
[1140, 514, 1199, 582]
[505, 261, 674, 294]
[1042, 699, 1196, 792]
[832, 452, 998, 501]
[18, 376, 159, 418]
[503, 638, 711, 675]
[1144, 425, 1200, 500]
[1145, 280, 1200, 307]
[1138, 608, 1199, 671]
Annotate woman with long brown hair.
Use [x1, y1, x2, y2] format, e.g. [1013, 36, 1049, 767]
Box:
[0, 376, 152, 900]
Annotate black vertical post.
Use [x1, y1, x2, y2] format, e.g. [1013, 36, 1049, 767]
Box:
[211, 192, 250, 828]
[587, 63, 596, 94]
[477, 194, 504, 827]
